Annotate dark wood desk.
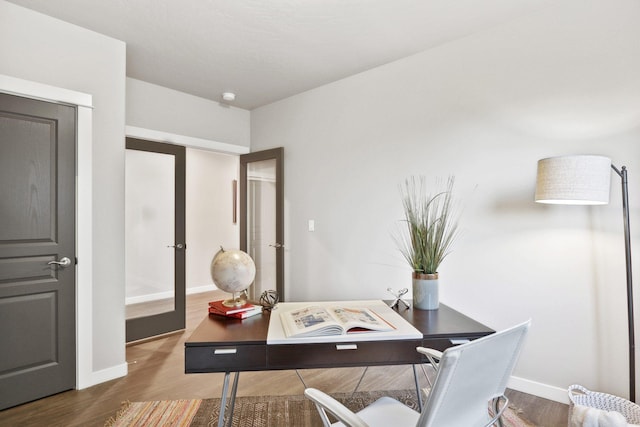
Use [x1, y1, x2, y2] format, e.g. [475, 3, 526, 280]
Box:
[185, 303, 493, 426]
[186, 303, 493, 372]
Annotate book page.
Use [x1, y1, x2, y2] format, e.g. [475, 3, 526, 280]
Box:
[267, 300, 423, 344]
[281, 306, 343, 337]
[330, 307, 393, 332]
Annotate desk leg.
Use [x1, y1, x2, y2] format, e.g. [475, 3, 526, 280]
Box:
[218, 371, 240, 427]
[226, 372, 240, 427]
[351, 367, 369, 397]
[412, 365, 423, 412]
[294, 370, 308, 388]
[218, 372, 231, 427]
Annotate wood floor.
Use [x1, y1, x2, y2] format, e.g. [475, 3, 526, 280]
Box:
[0, 291, 568, 426]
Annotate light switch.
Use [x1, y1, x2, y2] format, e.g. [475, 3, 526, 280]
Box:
[308, 220, 315, 232]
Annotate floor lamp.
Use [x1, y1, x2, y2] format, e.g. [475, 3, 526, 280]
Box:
[535, 155, 635, 402]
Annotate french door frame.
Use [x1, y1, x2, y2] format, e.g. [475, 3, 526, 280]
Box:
[240, 147, 284, 301]
[125, 137, 186, 342]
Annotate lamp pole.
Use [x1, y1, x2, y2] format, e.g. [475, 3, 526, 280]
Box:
[536, 156, 636, 401]
[612, 164, 635, 402]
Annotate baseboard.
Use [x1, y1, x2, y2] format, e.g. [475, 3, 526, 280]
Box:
[125, 290, 173, 305]
[186, 284, 217, 295]
[77, 362, 128, 390]
[509, 375, 569, 404]
[125, 285, 218, 305]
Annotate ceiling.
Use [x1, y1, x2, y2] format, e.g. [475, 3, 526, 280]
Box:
[8, 0, 555, 110]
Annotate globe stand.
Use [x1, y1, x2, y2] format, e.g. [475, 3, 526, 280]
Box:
[223, 291, 248, 308]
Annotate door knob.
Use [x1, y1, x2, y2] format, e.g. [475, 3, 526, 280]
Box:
[48, 257, 72, 268]
[269, 243, 284, 249]
[167, 243, 186, 249]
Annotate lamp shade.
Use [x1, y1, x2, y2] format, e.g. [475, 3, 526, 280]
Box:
[535, 155, 611, 205]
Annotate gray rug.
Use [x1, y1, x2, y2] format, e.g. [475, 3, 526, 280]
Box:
[190, 389, 536, 426]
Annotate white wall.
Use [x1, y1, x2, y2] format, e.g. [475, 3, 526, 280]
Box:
[0, 0, 127, 379]
[127, 78, 250, 148]
[251, 0, 640, 402]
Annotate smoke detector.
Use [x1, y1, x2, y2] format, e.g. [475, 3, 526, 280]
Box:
[222, 92, 236, 102]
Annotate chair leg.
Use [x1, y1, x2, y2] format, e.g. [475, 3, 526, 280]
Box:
[412, 364, 423, 412]
[493, 397, 503, 427]
[313, 402, 335, 427]
[486, 395, 508, 427]
[419, 362, 436, 388]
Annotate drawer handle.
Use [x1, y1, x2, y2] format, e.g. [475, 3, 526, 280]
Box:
[336, 344, 358, 351]
[214, 348, 237, 355]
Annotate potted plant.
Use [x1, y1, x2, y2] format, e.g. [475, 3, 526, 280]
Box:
[395, 176, 459, 310]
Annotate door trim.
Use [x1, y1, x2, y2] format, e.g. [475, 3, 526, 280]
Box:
[125, 138, 186, 342]
[0, 75, 92, 108]
[240, 147, 285, 301]
[126, 126, 249, 155]
[0, 74, 99, 389]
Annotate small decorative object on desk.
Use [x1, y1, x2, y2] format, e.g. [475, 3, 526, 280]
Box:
[208, 299, 263, 319]
[210, 246, 256, 307]
[387, 287, 410, 310]
[259, 289, 279, 310]
[394, 176, 460, 311]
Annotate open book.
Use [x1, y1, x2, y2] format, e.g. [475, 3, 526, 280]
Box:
[280, 305, 395, 338]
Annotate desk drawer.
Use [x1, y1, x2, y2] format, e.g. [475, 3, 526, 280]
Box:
[185, 345, 266, 373]
[268, 340, 422, 370]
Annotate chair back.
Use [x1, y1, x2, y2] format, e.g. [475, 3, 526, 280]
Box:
[417, 320, 530, 427]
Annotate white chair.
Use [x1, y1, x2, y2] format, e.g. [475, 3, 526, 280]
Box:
[304, 320, 530, 427]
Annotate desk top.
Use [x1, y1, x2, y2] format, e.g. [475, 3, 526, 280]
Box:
[185, 302, 493, 348]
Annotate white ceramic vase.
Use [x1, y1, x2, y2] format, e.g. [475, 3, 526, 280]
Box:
[412, 272, 439, 310]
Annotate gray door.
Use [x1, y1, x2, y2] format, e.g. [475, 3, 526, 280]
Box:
[0, 93, 76, 409]
[240, 147, 284, 301]
[125, 138, 186, 342]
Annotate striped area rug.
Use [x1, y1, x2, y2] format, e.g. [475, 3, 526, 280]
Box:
[106, 390, 536, 426]
[106, 399, 201, 427]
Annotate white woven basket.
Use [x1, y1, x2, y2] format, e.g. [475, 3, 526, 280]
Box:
[568, 384, 640, 424]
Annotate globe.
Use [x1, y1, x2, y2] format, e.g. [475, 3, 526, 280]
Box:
[210, 248, 256, 307]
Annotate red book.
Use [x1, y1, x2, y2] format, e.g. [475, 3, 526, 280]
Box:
[208, 299, 257, 315]
[209, 305, 263, 319]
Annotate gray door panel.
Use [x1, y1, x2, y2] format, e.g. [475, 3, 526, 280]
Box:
[0, 93, 76, 409]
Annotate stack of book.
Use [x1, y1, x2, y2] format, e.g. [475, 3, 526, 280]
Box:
[208, 300, 263, 319]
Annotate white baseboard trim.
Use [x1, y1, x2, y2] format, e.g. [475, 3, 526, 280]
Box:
[186, 284, 217, 295]
[509, 375, 569, 404]
[126, 291, 173, 305]
[125, 285, 218, 305]
[77, 362, 128, 390]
